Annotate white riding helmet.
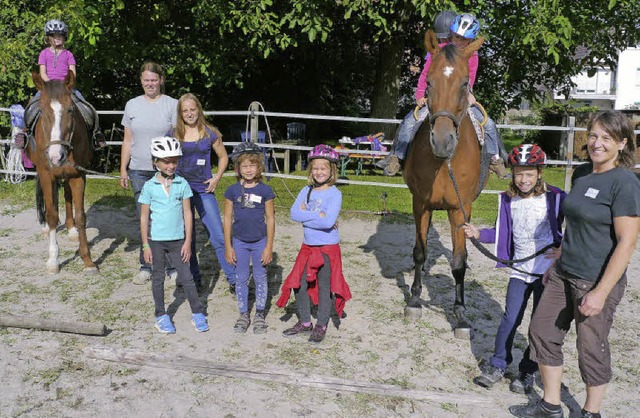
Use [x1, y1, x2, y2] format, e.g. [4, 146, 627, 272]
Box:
[150, 136, 182, 158]
[44, 20, 68, 36]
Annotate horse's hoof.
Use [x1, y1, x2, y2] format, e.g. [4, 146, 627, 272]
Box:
[68, 227, 79, 242]
[404, 305, 422, 319]
[454, 325, 473, 340]
[83, 266, 99, 275]
[46, 264, 60, 274]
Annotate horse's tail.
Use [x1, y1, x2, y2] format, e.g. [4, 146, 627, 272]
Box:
[35, 176, 59, 225]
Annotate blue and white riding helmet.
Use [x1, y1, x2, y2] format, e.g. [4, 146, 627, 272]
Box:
[450, 13, 480, 40]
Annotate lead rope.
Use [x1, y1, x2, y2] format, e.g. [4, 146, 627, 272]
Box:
[446, 160, 552, 278]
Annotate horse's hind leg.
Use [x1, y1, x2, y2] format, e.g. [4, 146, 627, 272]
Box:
[68, 175, 96, 273]
[63, 181, 79, 241]
[448, 207, 472, 338]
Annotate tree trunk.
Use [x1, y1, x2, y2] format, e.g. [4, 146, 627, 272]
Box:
[369, 35, 405, 140]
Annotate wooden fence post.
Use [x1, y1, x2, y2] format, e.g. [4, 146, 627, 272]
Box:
[250, 101, 259, 142]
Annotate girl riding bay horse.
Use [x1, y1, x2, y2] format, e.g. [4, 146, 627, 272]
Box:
[403, 30, 487, 337]
[26, 71, 96, 274]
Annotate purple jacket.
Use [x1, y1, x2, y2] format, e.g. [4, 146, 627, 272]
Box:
[478, 185, 566, 268]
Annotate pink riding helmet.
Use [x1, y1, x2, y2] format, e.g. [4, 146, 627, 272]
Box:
[308, 144, 340, 163]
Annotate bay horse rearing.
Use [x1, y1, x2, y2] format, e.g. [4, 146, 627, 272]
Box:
[26, 71, 96, 274]
[403, 31, 486, 338]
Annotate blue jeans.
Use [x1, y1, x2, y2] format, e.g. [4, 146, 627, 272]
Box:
[190, 191, 236, 285]
[490, 277, 543, 374]
[129, 169, 156, 271]
[233, 237, 268, 313]
[469, 106, 503, 157]
[392, 105, 506, 161]
[149, 239, 203, 317]
[392, 106, 429, 160]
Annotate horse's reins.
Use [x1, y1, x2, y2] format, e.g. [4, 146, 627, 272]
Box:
[445, 145, 553, 279]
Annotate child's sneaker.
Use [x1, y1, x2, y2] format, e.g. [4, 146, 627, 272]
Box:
[155, 314, 176, 334]
[308, 324, 327, 344]
[474, 364, 505, 388]
[253, 311, 268, 334]
[191, 313, 209, 333]
[282, 321, 313, 338]
[233, 312, 251, 333]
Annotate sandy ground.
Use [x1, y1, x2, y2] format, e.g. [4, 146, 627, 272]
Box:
[0, 203, 639, 417]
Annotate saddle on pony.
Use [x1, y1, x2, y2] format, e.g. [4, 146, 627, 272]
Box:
[23, 88, 105, 150]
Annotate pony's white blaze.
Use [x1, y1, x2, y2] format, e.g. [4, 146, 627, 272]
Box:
[48, 100, 63, 165]
[443, 66, 454, 78]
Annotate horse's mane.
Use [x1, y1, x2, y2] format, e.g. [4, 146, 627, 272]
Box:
[440, 43, 460, 64]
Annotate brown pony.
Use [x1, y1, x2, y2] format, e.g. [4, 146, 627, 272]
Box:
[403, 31, 486, 337]
[26, 71, 96, 274]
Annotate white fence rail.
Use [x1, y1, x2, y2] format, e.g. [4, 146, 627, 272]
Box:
[2, 104, 639, 193]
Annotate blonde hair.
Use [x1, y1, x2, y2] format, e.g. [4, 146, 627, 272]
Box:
[235, 153, 265, 182]
[44, 34, 66, 48]
[307, 158, 338, 187]
[173, 93, 220, 141]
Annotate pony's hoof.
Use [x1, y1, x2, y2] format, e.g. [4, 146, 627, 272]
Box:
[454, 325, 473, 340]
[404, 305, 422, 319]
[46, 264, 59, 274]
[83, 266, 99, 275]
[68, 227, 79, 242]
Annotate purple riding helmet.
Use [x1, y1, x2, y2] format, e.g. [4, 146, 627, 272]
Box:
[308, 144, 340, 163]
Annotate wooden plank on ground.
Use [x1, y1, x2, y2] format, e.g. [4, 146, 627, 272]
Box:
[0, 314, 107, 336]
[85, 346, 491, 406]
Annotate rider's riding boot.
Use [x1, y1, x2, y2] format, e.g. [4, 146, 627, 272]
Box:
[490, 155, 510, 180]
[94, 130, 107, 149]
[14, 131, 26, 149]
[383, 155, 402, 176]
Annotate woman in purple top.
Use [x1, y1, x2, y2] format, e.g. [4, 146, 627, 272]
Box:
[168, 93, 236, 289]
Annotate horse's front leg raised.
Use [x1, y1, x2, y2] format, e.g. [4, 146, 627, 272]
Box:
[68, 175, 97, 273]
[405, 203, 431, 318]
[63, 180, 78, 241]
[448, 206, 472, 338]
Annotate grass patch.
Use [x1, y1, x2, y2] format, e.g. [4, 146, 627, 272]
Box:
[0, 167, 568, 227]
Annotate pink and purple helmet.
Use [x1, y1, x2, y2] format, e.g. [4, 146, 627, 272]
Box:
[308, 144, 340, 163]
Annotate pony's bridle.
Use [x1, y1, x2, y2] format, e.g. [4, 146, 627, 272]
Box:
[41, 103, 77, 151]
[428, 110, 464, 131]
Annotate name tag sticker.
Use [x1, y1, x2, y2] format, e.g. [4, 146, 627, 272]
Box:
[585, 188, 599, 199]
[249, 194, 262, 203]
[196, 159, 206, 166]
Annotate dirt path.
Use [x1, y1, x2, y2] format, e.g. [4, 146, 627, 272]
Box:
[1, 205, 638, 417]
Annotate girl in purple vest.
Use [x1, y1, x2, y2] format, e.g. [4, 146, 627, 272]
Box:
[463, 144, 566, 394]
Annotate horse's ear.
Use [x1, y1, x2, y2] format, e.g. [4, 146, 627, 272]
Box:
[32, 72, 44, 91]
[463, 36, 484, 59]
[424, 30, 440, 55]
[64, 70, 75, 91]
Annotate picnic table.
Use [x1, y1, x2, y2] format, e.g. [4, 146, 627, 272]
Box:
[336, 133, 392, 176]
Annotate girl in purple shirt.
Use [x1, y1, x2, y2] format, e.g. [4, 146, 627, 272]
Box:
[39, 20, 76, 82]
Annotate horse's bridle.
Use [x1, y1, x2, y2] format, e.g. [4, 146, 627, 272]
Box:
[40, 103, 77, 151]
[428, 110, 464, 131]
